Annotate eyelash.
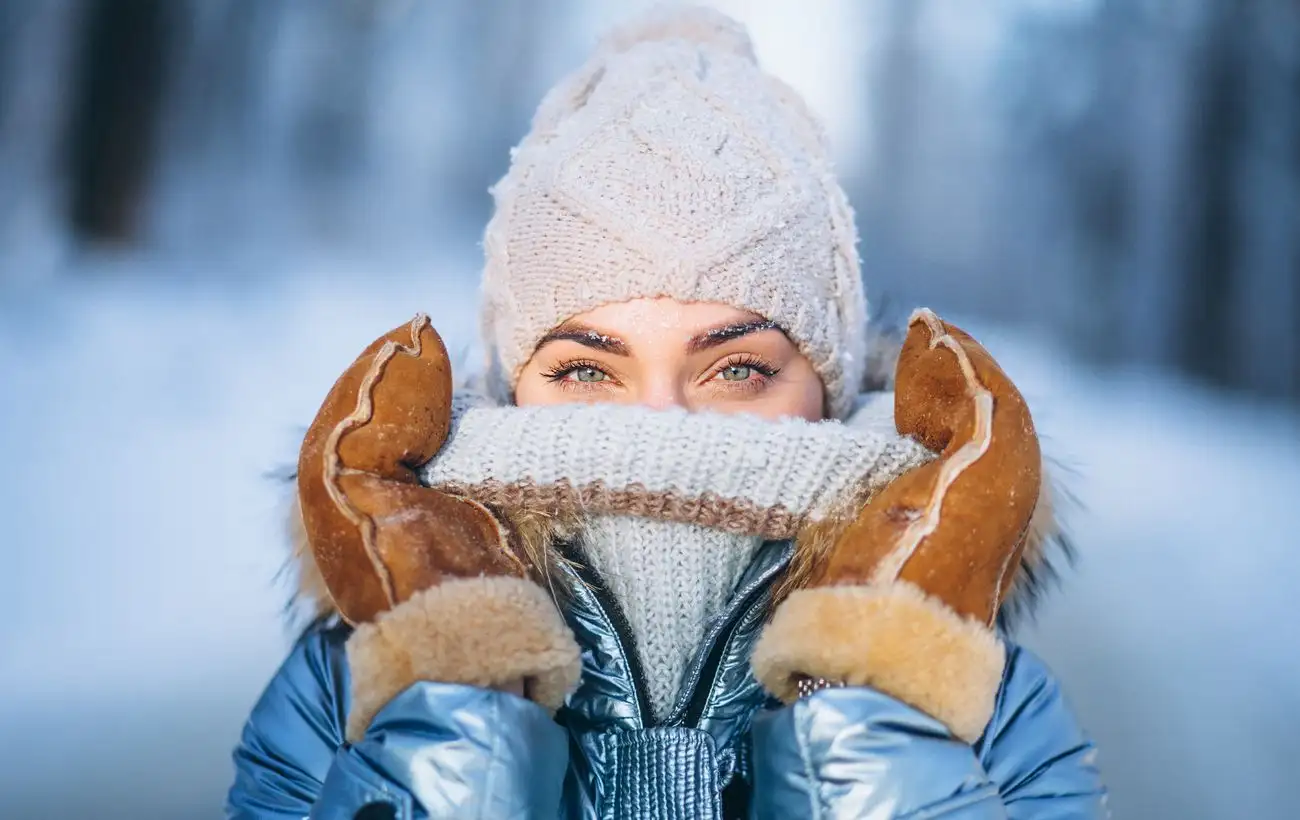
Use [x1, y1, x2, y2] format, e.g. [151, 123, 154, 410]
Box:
[541, 359, 615, 391]
[540, 355, 781, 392]
[711, 354, 780, 383]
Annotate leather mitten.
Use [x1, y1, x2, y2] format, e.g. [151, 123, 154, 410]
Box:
[752, 309, 1041, 742]
[297, 315, 581, 741]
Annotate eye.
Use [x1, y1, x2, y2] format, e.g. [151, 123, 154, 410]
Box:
[541, 359, 617, 389]
[719, 364, 753, 382]
[707, 355, 780, 386]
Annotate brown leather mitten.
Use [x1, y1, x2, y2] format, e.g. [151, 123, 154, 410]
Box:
[752, 309, 1041, 742]
[297, 315, 581, 741]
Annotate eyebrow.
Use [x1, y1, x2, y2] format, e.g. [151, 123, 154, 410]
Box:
[686, 319, 783, 354]
[534, 323, 630, 356]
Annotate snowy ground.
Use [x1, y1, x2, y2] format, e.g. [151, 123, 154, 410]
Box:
[0, 256, 1297, 818]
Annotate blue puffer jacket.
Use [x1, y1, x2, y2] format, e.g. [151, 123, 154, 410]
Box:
[227, 541, 1106, 819]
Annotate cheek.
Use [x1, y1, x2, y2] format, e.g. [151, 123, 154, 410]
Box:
[789, 358, 828, 420]
[705, 370, 825, 421]
[753, 378, 825, 421]
[747, 355, 825, 421]
[769, 364, 827, 421]
[513, 371, 560, 407]
[791, 376, 829, 421]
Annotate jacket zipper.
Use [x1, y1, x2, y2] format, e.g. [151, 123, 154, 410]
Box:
[678, 557, 785, 727]
[674, 542, 793, 727]
[568, 559, 654, 727]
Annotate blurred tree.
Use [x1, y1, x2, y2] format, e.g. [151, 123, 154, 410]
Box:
[138, 0, 569, 250]
[991, 0, 1300, 401]
[1176, 0, 1300, 399]
[1179, 0, 1243, 391]
[437, 0, 570, 229]
[65, 0, 174, 243]
[0, 1, 82, 276]
[7, 0, 1298, 398]
[855, 0, 922, 324]
[1224, 0, 1300, 399]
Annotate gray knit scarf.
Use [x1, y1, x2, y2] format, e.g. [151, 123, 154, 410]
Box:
[420, 392, 931, 719]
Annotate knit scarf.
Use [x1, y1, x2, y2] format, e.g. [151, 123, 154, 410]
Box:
[419, 392, 932, 719]
[575, 515, 763, 719]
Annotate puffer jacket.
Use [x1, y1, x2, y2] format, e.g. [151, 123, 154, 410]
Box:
[227, 539, 1106, 818]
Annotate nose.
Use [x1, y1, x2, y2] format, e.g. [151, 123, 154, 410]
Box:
[638, 379, 688, 412]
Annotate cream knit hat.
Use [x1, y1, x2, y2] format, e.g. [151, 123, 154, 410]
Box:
[480, 5, 867, 419]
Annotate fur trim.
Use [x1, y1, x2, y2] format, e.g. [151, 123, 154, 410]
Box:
[751, 581, 1005, 743]
[497, 503, 583, 600]
[284, 494, 333, 623]
[344, 575, 582, 742]
[998, 463, 1077, 629]
[860, 315, 904, 393]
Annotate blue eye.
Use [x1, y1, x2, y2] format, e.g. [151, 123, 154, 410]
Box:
[542, 360, 614, 387]
[711, 356, 781, 386]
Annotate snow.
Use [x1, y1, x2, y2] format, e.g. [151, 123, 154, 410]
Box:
[1, 260, 1296, 818]
[0, 253, 481, 819]
[993, 333, 1300, 820]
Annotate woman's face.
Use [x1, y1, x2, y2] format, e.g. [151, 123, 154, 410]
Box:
[515, 298, 825, 421]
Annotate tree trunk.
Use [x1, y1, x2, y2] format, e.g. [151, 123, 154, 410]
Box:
[66, 0, 173, 244]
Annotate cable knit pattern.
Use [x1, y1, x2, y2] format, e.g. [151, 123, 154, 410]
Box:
[480, 5, 867, 419]
[577, 516, 763, 721]
[421, 392, 932, 539]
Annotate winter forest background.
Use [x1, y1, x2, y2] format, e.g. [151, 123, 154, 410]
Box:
[1, 1, 1297, 818]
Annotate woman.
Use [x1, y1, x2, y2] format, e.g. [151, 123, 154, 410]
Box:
[227, 7, 1106, 818]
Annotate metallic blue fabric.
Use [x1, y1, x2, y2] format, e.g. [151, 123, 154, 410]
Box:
[227, 541, 1107, 818]
[750, 647, 1107, 818]
[571, 726, 722, 820]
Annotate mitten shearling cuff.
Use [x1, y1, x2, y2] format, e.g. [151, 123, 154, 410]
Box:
[344, 576, 582, 742]
[751, 581, 1005, 744]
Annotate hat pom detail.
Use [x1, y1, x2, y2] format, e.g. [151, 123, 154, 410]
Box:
[599, 4, 756, 62]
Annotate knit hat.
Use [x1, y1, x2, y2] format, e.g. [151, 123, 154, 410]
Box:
[480, 5, 868, 419]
